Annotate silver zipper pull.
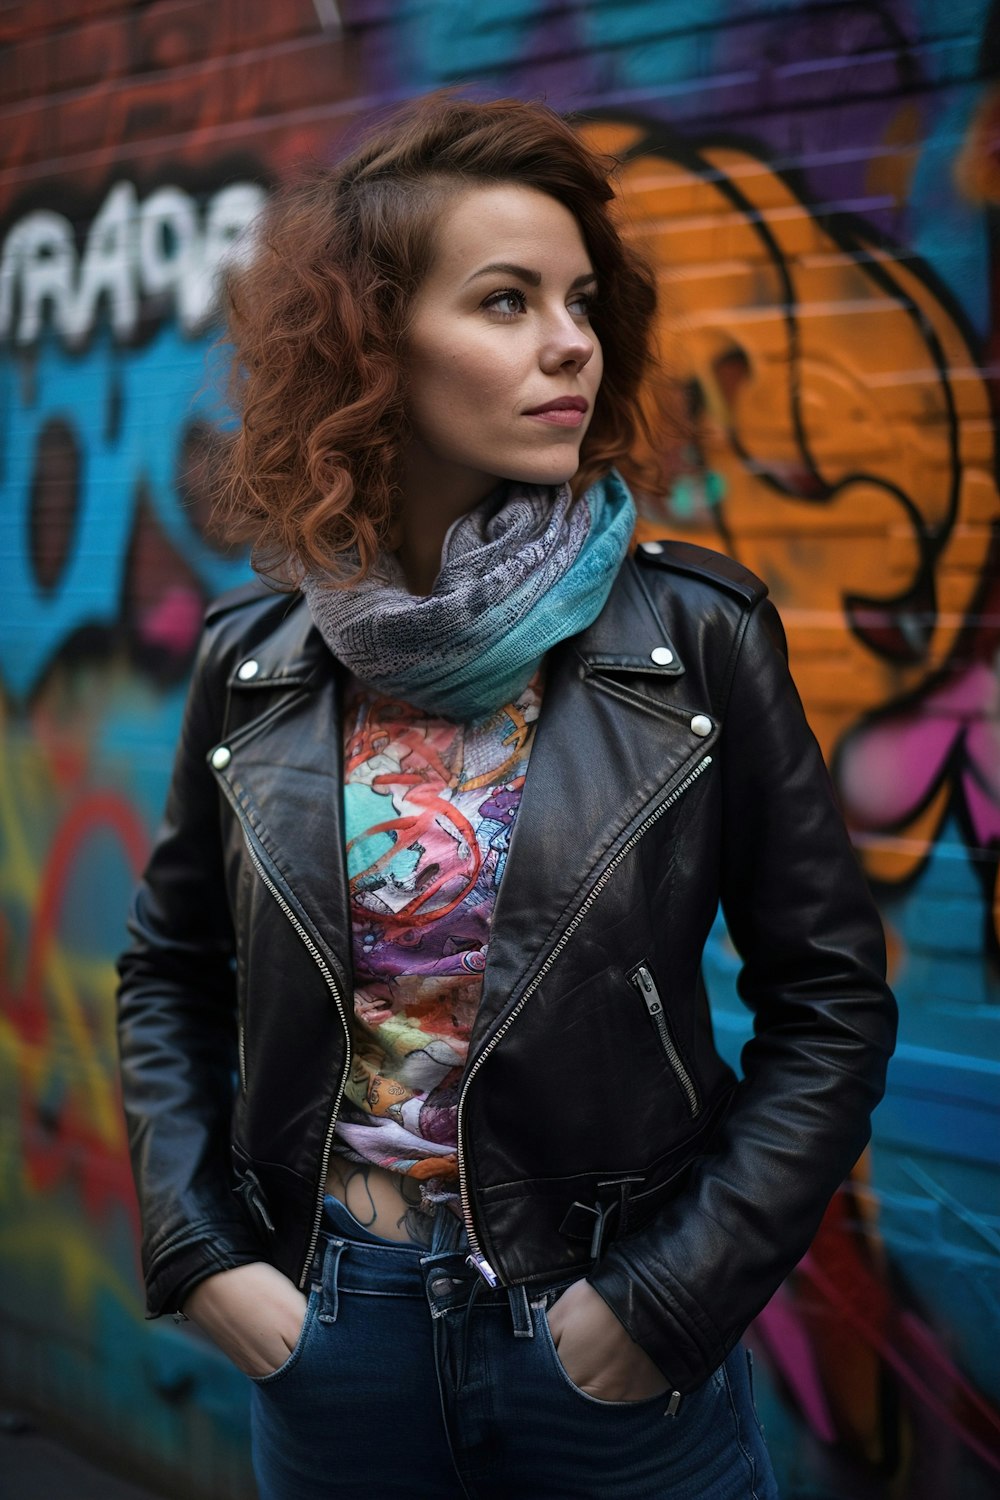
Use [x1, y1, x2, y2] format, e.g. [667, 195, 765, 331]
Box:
[634, 965, 664, 1016]
[466, 1251, 499, 1287]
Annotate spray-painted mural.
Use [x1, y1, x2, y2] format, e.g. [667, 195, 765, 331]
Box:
[1, 2, 998, 1498]
[0, 172, 266, 1494]
[605, 118, 1000, 1495]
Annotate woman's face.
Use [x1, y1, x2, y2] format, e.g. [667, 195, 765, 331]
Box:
[402, 183, 604, 510]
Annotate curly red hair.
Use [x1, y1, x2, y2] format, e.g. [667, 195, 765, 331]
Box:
[212, 93, 661, 584]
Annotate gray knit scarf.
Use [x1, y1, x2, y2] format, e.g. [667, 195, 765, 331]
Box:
[301, 471, 636, 722]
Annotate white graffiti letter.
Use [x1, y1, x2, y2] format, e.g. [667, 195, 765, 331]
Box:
[66, 181, 139, 343]
[180, 182, 266, 332]
[139, 186, 199, 306]
[1, 212, 77, 345]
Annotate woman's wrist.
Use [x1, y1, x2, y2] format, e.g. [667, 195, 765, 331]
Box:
[178, 1262, 309, 1379]
[546, 1277, 670, 1402]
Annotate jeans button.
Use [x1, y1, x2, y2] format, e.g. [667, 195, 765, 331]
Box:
[429, 1276, 455, 1297]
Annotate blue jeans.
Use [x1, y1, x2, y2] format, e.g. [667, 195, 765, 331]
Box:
[249, 1197, 778, 1499]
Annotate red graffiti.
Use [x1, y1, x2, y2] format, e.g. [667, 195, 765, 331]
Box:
[1, 791, 149, 1228]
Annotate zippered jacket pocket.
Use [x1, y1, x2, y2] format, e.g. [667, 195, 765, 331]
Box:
[630, 964, 701, 1119]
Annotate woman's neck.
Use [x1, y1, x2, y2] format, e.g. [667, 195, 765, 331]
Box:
[398, 498, 491, 597]
[395, 452, 497, 595]
[394, 523, 450, 596]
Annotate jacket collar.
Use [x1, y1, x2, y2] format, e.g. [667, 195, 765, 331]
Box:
[223, 596, 329, 690]
[575, 550, 685, 680]
[223, 552, 686, 691]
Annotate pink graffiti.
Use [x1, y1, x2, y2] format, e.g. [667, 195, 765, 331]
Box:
[837, 567, 1000, 866]
[752, 1185, 1000, 1477]
[136, 583, 204, 658]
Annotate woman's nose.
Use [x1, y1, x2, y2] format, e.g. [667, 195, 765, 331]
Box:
[540, 315, 596, 374]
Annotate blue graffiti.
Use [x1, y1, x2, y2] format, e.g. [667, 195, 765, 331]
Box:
[0, 325, 250, 699]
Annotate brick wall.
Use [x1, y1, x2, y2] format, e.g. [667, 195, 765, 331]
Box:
[2, 3, 998, 1496]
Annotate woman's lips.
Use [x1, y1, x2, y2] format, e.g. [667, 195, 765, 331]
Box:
[526, 407, 586, 427]
[523, 398, 589, 427]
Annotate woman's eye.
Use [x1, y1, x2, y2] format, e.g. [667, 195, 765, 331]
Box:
[484, 288, 527, 318]
[568, 292, 595, 318]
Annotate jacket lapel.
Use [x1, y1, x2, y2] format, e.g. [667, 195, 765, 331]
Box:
[475, 554, 719, 1044]
[212, 605, 353, 990]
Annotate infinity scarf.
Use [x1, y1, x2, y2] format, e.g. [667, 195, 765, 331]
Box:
[301, 469, 636, 722]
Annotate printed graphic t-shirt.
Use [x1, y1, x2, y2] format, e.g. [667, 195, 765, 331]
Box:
[329, 671, 543, 1208]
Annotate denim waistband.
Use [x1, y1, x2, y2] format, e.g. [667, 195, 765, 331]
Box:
[315, 1193, 575, 1339]
[319, 1194, 504, 1308]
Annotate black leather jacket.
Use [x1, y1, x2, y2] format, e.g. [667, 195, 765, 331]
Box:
[116, 540, 896, 1395]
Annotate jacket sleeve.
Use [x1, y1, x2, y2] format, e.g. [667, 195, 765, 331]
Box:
[116, 623, 264, 1317]
[587, 594, 898, 1391]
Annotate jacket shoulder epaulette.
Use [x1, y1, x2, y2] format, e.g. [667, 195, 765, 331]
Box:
[635, 539, 768, 608]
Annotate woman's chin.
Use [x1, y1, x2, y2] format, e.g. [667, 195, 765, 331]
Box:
[501, 458, 584, 490]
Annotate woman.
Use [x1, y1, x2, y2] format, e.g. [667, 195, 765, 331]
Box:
[117, 95, 896, 1500]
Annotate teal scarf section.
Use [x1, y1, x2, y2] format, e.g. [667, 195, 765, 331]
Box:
[302, 469, 637, 722]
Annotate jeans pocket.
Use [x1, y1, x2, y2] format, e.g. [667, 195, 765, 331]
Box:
[250, 1284, 321, 1388]
[536, 1303, 672, 1411]
[744, 1346, 766, 1436]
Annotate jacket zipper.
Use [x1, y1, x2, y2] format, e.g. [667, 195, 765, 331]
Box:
[242, 833, 353, 1290]
[457, 753, 714, 1283]
[631, 964, 700, 1118]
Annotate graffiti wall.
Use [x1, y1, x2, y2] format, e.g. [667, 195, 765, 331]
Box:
[1, 3, 998, 1497]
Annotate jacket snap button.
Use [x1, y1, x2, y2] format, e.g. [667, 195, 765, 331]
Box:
[650, 646, 673, 665]
[237, 659, 259, 681]
[211, 745, 232, 769]
[641, 540, 664, 555]
[690, 714, 712, 737]
[429, 1276, 456, 1297]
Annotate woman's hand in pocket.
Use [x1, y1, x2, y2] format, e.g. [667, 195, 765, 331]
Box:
[182, 1262, 309, 1378]
[546, 1278, 670, 1402]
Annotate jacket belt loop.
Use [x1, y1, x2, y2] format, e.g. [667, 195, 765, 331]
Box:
[589, 1200, 615, 1261]
[617, 1179, 636, 1238]
[507, 1283, 533, 1339]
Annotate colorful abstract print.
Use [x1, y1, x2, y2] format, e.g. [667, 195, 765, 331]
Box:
[331, 673, 542, 1203]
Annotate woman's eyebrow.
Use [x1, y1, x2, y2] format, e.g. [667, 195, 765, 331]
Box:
[463, 262, 597, 289]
